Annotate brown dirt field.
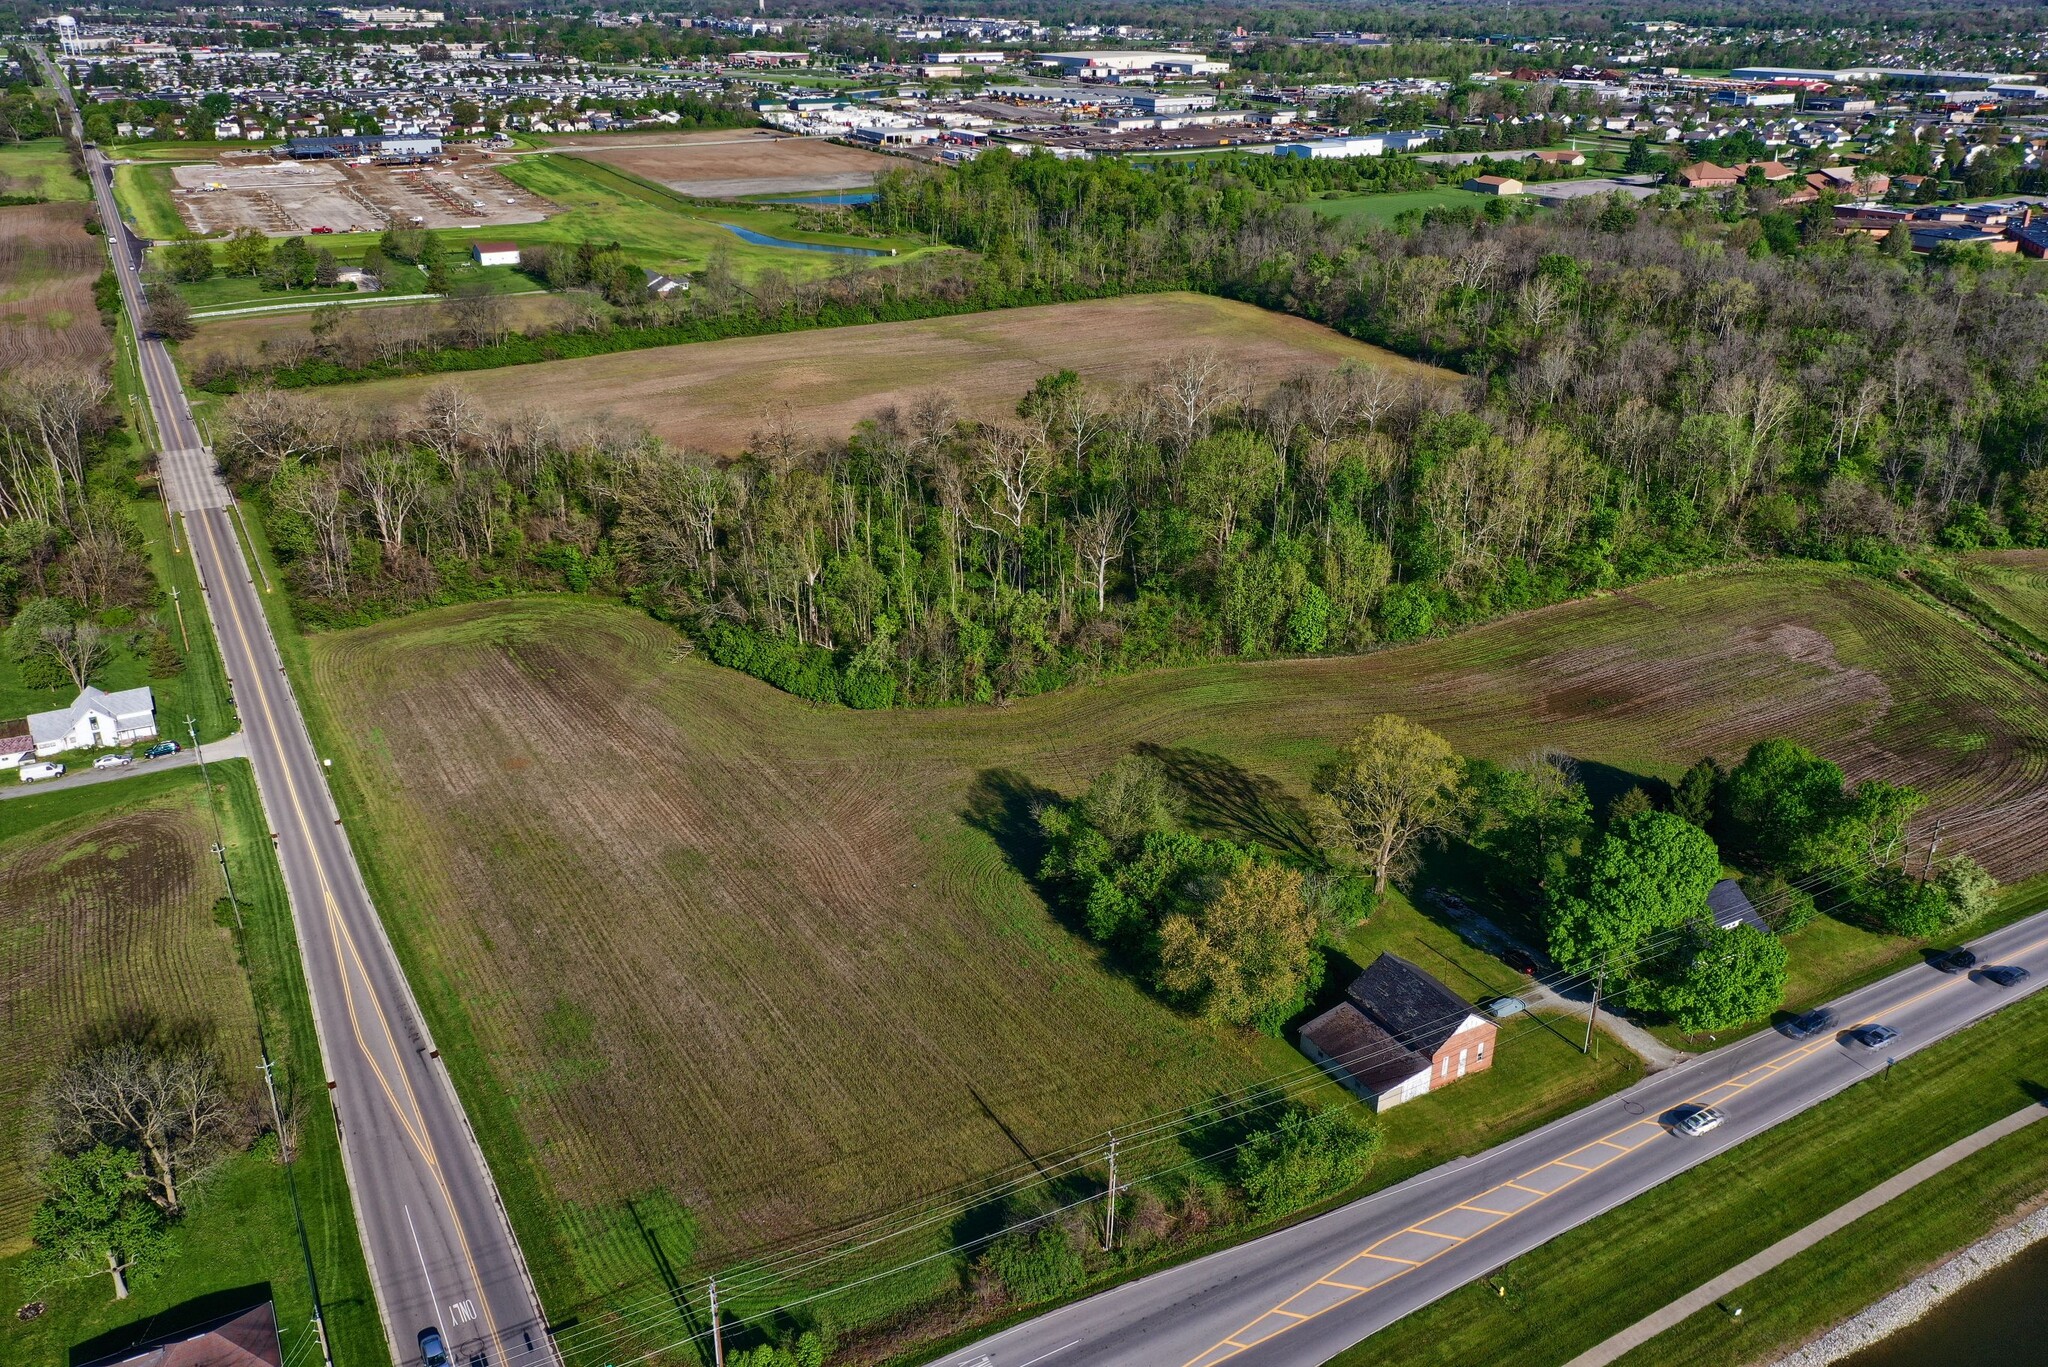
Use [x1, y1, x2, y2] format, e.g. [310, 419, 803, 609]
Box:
[170, 151, 552, 235]
[304, 561, 2048, 1300]
[326, 293, 1460, 453]
[536, 129, 898, 198]
[0, 787, 260, 1253]
[0, 202, 111, 373]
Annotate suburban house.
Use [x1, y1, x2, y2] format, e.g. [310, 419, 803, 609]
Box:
[26, 685, 158, 757]
[1299, 953, 1498, 1112]
[1464, 174, 1523, 195]
[1707, 878, 1771, 933]
[81, 1301, 281, 1367]
[1528, 148, 1587, 167]
[642, 267, 689, 297]
[471, 240, 521, 267]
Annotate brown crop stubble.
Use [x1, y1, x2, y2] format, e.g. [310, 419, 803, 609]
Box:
[301, 560, 2048, 1300]
[0, 203, 113, 372]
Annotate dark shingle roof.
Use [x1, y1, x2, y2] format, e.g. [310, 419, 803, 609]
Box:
[1347, 952, 1479, 1058]
[1299, 1004, 1433, 1094]
[1708, 878, 1770, 934]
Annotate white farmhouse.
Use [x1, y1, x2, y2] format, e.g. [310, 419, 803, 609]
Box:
[27, 685, 158, 756]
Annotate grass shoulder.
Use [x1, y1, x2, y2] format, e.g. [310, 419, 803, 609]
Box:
[0, 137, 92, 202]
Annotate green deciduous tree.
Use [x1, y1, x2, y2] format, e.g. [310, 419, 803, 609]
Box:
[1311, 716, 1465, 894]
[1157, 861, 1321, 1035]
[1661, 924, 1789, 1032]
[979, 1225, 1084, 1304]
[1236, 1103, 1382, 1219]
[1726, 739, 1923, 874]
[1466, 750, 1592, 893]
[1672, 756, 1723, 830]
[26, 1145, 167, 1300]
[1079, 753, 1185, 854]
[219, 226, 270, 278]
[1547, 811, 1722, 979]
[163, 239, 216, 283]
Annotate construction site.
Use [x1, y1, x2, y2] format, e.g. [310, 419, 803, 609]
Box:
[165, 146, 553, 235]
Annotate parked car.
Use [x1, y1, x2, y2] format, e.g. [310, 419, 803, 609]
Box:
[311, 225, 334, 233]
[1782, 1007, 1835, 1039]
[93, 753, 134, 770]
[143, 741, 180, 759]
[1850, 1024, 1899, 1049]
[418, 1328, 449, 1367]
[1502, 948, 1539, 976]
[1675, 1106, 1726, 1137]
[1984, 965, 2031, 988]
[19, 761, 64, 782]
[1934, 948, 1978, 974]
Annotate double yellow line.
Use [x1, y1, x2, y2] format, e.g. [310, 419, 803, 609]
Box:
[192, 507, 517, 1367]
[1180, 942, 2048, 1367]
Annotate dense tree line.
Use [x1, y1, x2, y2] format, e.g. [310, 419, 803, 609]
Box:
[201, 150, 2048, 709]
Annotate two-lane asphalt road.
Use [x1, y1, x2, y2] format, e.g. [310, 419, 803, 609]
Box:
[945, 907, 2048, 1367]
[52, 63, 556, 1367]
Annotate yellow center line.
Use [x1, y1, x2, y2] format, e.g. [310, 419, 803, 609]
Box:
[194, 510, 515, 1367]
[1176, 935, 2048, 1367]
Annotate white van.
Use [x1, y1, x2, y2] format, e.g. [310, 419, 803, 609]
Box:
[19, 761, 65, 782]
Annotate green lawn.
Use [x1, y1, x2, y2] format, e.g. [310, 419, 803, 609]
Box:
[0, 137, 90, 202]
[175, 275, 369, 309]
[0, 764, 379, 1367]
[1310, 187, 1499, 225]
[111, 162, 186, 240]
[1329, 974, 2048, 1367]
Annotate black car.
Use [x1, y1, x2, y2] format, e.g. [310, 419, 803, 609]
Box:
[419, 1328, 449, 1367]
[1502, 948, 1539, 976]
[1935, 948, 1979, 974]
[1851, 1024, 1899, 1049]
[1782, 1007, 1835, 1039]
[1985, 965, 2032, 988]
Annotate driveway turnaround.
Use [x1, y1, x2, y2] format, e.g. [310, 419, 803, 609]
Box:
[940, 907, 2048, 1367]
[61, 64, 557, 1367]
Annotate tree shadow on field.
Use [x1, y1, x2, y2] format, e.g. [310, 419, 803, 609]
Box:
[1574, 758, 1671, 825]
[964, 766, 1062, 892]
[1137, 744, 1319, 861]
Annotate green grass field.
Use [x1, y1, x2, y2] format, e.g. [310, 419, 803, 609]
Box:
[0, 137, 90, 202]
[1956, 549, 2048, 642]
[0, 764, 379, 1367]
[1330, 971, 2048, 1367]
[111, 162, 186, 240]
[261, 557, 2048, 1356]
[1310, 187, 1498, 225]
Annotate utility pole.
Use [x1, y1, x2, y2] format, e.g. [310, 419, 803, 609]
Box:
[1583, 955, 1606, 1056]
[708, 1275, 725, 1367]
[1923, 820, 1944, 877]
[1103, 1133, 1119, 1252]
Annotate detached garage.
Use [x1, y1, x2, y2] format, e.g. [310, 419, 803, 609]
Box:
[471, 241, 521, 267]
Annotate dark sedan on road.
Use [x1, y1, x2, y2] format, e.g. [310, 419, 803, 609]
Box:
[1984, 965, 2032, 988]
[1782, 1008, 1835, 1039]
[1850, 1024, 1899, 1049]
[419, 1328, 449, 1367]
[1934, 949, 1979, 974]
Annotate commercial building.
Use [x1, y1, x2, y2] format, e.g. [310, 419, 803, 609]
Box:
[1276, 135, 1384, 159]
[1038, 50, 1231, 79]
[470, 241, 521, 266]
[284, 132, 442, 161]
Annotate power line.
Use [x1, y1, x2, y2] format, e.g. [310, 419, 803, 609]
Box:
[552, 859, 1886, 1362]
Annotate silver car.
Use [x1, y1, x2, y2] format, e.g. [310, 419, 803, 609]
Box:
[1675, 1106, 1726, 1137]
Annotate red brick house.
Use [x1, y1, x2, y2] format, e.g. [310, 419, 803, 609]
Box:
[1299, 953, 1497, 1112]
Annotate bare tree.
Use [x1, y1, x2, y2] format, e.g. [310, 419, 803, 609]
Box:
[1073, 502, 1129, 610]
[213, 387, 335, 485]
[46, 1020, 241, 1215]
[40, 618, 110, 689]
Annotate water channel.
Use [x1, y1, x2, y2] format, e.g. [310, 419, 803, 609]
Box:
[1839, 1235, 2048, 1367]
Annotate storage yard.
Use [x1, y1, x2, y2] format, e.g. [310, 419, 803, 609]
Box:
[162, 147, 553, 236]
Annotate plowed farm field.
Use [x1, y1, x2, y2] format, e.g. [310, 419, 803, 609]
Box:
[300, 561, 2048, 1324]
[0, 776, 258, 1253]
[0, 202, 111, 373]
[538, 129, 897, 198]
[324, 292, 1457, 454]
[1958, 549, 2048, 641]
